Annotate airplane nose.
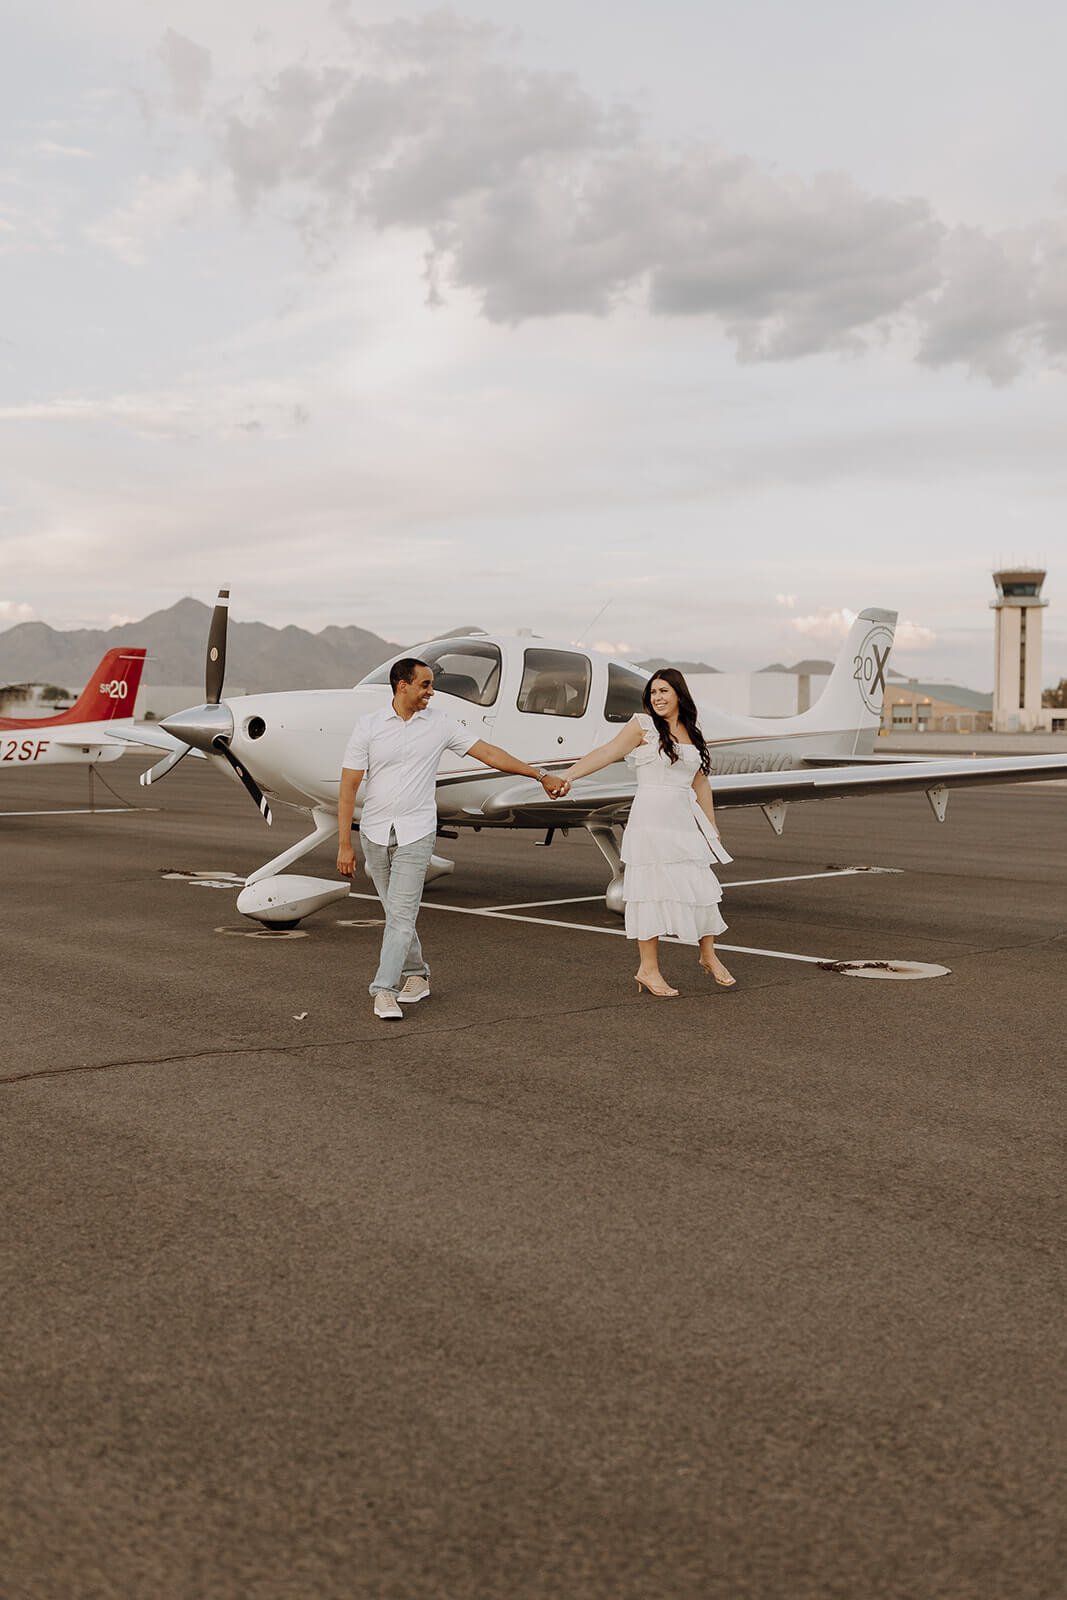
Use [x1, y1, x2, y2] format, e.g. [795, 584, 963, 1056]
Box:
[160, 702, 235, 753]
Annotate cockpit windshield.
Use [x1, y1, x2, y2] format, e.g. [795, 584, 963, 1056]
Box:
[358, 639, 502, 707]
[604, 661, 648, 723]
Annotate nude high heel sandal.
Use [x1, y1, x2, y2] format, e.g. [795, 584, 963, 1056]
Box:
[634, 974, 679, 997]
[698, 959, 737, 989]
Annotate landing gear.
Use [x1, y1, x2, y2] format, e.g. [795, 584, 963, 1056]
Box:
[243, 807, 338, 887]
[235, 809, 456, 926]
[585, 821, 625, 915]
[236, 808, 345, 927]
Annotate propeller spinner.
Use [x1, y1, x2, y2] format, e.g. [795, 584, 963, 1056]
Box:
[141, 588, 272, 824]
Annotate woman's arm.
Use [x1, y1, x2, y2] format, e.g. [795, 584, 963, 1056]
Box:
[691, 770, 720, 833]
[563, 718, 645, 783]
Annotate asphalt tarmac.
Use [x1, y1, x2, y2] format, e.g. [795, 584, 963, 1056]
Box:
[2, 759, 1064, 1600]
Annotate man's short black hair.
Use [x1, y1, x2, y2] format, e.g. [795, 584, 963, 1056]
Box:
[389, 656, 430, 692]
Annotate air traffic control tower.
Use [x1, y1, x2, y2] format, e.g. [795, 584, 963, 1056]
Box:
[990, 567, 1048, 731]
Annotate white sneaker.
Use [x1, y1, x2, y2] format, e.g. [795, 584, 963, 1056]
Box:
[397, 976, 430, 1004]
[373, 992, 403, 1020]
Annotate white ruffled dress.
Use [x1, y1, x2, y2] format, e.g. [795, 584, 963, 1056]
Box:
[621, 712, 731, 943]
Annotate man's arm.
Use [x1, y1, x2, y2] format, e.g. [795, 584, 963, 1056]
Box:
[336, 767, 365, 876]
[465, 740, 565, 797]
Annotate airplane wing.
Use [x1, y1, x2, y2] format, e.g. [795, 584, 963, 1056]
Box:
[475, 753, 1067, 827]
[795, 753, 930, 766]
[26, 725, 146, 749]
[79, 723, 207, 757]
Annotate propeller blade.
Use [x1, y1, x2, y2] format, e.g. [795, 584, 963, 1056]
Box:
[139, 745, 191, 787]
[213, 742, 273, 825]
[205, 588, 230, 705]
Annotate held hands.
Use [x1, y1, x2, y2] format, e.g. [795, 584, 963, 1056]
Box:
[539, 772, 571, 798]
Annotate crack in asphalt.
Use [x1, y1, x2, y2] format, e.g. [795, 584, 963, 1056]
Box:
[0, 981, 774, 1087]
[3, 928, 1062, 1090]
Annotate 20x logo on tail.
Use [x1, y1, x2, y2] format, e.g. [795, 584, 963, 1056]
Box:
[852, 625, 893, 714]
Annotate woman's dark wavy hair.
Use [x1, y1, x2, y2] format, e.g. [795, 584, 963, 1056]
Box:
[642, 668, 711, 775]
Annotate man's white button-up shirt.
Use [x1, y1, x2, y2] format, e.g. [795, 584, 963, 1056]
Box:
[342, 705, 477, 847]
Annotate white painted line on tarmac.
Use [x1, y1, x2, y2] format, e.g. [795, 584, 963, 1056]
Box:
[708, 943, 831, 966]
[0, 806, 157, 816]
[342, 891, 843, 967]
[344, 890, 626, 936]
[344, 893, 947, 976]
[488, 893, 605, 911]
[486, 865, 902, 912]
[726, 866, 903, 888]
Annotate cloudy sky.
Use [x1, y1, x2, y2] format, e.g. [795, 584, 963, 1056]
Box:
[2, 0, 1065, 686]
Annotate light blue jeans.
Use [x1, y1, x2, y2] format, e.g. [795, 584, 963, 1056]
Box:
[361, 828, 436, 996]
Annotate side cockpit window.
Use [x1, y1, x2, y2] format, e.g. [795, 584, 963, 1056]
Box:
[516, 649, 591, 718]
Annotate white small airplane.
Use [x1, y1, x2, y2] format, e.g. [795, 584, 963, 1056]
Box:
[135, 592, 1067, 927]
[1, 648, 150, 768]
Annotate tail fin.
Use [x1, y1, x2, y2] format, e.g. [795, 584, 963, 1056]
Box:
[55, 649, 147, 724]
[795, 608, 897, 754]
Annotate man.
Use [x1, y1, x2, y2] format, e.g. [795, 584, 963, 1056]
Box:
[337, 657, 566, 1020]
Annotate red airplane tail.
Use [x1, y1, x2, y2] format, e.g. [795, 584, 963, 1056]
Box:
[53, 648, 147, 723]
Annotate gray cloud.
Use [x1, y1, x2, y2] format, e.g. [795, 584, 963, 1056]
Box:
[159, 28, 213, 116]
[329, 5, 504, 66]
[169, 13, 1064, 379]
[917, 220, 1067, 384]
[646, 161, 942, 359]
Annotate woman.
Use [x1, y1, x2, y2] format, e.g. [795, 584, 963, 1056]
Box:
[560, 669, 736, 997]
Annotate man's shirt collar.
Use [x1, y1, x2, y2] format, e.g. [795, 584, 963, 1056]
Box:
[386, 703, 433, 722]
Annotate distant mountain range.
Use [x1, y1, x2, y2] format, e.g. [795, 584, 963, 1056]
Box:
[0, 598, 402, 693]
[0, 603, 723, 692]
[758, 657, 905, 679]
[757, 658, 834, 675]
[1, 602, 881, 694]
[634, 658, 837, 677]
[635, 658, 719, 675]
